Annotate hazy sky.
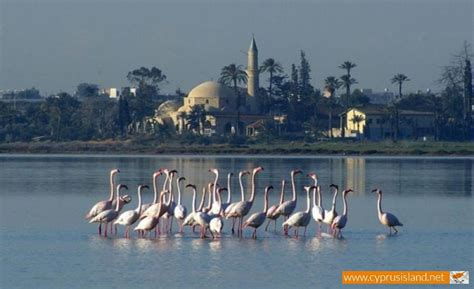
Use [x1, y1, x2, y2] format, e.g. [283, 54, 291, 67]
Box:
[1, 0, 472, 95]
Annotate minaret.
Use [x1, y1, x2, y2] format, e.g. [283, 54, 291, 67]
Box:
[247, 36, 259, 98]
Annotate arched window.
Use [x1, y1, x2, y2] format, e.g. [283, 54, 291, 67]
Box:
[206, 99, 209, 104]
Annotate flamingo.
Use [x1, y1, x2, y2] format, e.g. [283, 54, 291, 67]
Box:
[173, 177, 188, 233]
[163, 170, 178, 233]
[276, 169, 302, 234]
[265, 179, 286, 232]
[221, 172, 233, 213]
[114, 185, 148, 238]
[209, 168, 221, 216]
[331, 189, 353, 238]
[308, 173, 325, 233]
[85, 168, 120, 220]
[226, 166, 264, 237]
[372, 189, 403, 234]
[323, 184, 339, 233]
[282, 185, 315, 238]
[193, 186, 215, 239]
[89, 184, 128, 237]
[224, 170, 250, 234]
[209, 188, 226, 239]
[134, 190, 168, 238]
[183, 184, 206, 232]
[140, 171, 162, 214]
[243, 185, 273, 239]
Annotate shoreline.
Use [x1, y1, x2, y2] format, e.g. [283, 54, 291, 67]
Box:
[0, 140, 473, 156]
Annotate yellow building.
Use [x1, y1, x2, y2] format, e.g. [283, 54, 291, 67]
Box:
[340, 106, 435, 140]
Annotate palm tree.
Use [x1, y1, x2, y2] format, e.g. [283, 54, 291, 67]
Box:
[391, 73, 410, 99]
[219, 64, 247, 134]
[390, 74, 410, 142]
[186, 105, 207, 135]
[338, 61, 357, 106]
[324, 76, 342, 138]
[350, 114, 365, 139]
[260, 58, 283, 98]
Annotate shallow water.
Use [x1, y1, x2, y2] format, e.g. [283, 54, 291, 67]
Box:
[0, 154, 472, 289]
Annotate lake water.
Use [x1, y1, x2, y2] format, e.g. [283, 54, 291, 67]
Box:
[0, 154, 472, 289]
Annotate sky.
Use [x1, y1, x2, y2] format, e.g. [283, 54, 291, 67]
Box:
[0, 0, 472, 95]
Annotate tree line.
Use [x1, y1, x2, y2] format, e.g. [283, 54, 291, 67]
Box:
[0, 43, 472, 143]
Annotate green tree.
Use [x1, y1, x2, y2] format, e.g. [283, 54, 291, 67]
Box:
[324, 76, 342, 138]
[219, 64, 247, 134]
[76, 83, 99, 98]
[339, 61, 357, 107]
[185, 105, 207, 135]
[299, 51, 313, 98]
[350, 114, 365, 139]
[126, 67, 167, 91]
[391, 74, 410, 99]
[260, 58, 283, 98]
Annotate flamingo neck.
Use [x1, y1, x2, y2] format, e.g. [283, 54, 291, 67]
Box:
[305, 189, 311, 213]
[227, 174, 232, 203]
[377, 193, 383, 218]
[249, 170, 258, 202]
[162, 172, 169, 192]
[152, 175, 158, 203]
[342, 193, 348, 216]
[136, 189, 143, 215]
[176, 179, 182, 205]
[167, 174, 174, 205]
[109, 172, 116, 201]
[205, 186, 212, 210]
[212, 171, 219, 204]
[191, 188, 196, 213]
[331, 188, 338, 211]
[317, 187, 322, 207]
[312, 188, 317, 207]
[115, 186, 121, 211]
[279, 180, 285, 204]
[198, 187, 206, 211]
[239, 174, 246, 201]
[291, 172, 297, 202]
[263, 189, 269, 213]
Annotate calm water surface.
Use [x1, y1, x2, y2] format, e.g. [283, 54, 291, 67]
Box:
[0, 154, 473, 289]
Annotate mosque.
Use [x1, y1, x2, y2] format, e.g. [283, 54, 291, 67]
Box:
[153, 37, 272, 136]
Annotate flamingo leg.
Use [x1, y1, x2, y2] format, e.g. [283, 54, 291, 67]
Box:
[231, 218, 235, 234]
[265, 220, 270, 231]
[274, 219, 277, 232]
[115, 224, 118, 235]
[98, 223, 102, 235]
[393, 227, 398, 234]
[104, 223, 108, 237]
[170, 217, 173, 233]
[304, 226, 307, 237]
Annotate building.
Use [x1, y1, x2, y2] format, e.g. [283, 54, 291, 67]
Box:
[153, 37, 272, 136]
[340, 106, 435, 140]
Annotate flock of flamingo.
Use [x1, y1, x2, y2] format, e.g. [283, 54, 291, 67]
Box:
[85, 168, 403, 239]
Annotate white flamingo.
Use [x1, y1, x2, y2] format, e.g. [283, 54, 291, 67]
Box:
[276, 169, 302, 234]
[134, 190, 168, 238]
[282, 185, 315, 238]
[182, 184, 201, 231]
[226, 166, 264, 237]
[89, 184, 128, 237]
[243, 185, 273, 239]
[308, 173, 325, 233]
[209, 168, 221, 216]
[265, 179, 286, 231]
[331, 189, 353, 238]
[114, 185, 148, 238]
[163, 170, 178, 233]
[221, 172, 233, 213]
[140, 171, 162, 214]
[224, 170, 250, 234]
[174, 177, 188, 233]
[323, 184, 339, 233]
[372, 188, 404, 234]
[209, 188, 226, 239]
[85, 168, 120, 221]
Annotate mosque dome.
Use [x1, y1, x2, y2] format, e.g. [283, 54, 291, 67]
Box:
[156, 100, 181, 115]
[188, 81, 237, 100]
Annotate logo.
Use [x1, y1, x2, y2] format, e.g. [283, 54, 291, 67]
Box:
[450, 271, 469, 284]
